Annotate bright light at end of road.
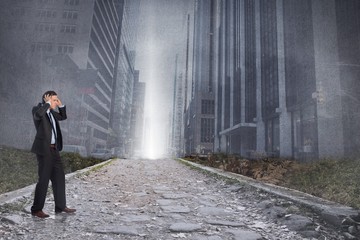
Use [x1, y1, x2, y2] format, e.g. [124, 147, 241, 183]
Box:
[143, 123, 166, 159]
[136, 31, 171, 160]
[140, 70, 168, 160]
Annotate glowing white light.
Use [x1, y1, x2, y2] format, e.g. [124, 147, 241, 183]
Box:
[135, 0, 190, 159]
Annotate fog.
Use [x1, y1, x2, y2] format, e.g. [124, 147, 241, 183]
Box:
[0, 0, 193, 159]
[0, 0, 359, 161]
[136, 0, 193, 158]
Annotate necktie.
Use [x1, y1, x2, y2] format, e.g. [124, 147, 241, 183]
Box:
[48, 112, 57, 144]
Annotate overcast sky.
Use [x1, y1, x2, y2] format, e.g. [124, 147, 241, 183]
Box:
[135, 0, 193, 158]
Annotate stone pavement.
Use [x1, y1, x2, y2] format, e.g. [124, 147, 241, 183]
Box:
[0, 158, 351, 239]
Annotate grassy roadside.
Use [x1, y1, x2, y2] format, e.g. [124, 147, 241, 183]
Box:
[0, 145, 105, 195]
[282, 158, 360, 209]
[0, 146, 37, 194]
[2, 145, 359, 209]
[185, 154, 360, 209]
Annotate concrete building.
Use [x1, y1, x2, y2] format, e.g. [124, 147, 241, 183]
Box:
[109, 0, 140, 157]
[184, 0, 215, 155]
[0, 0, 140, 154]
[129, 70, 146, 157]
[170, 59, 185, 157]
[214, 0, 360, 160]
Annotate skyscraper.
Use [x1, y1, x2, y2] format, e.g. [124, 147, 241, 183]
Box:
[213, 0, 360, 160]
[130, 70, 146, 157]
[184, 0, 215, 156]
[0, 0, 140, 154]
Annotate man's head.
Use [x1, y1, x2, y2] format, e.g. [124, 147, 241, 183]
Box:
[42, 90, 59, 109]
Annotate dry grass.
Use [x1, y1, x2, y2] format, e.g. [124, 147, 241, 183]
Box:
[0, 146, 37, 194]
[2, 145, 359, 209]
[186, 154, 360, 209]
[282, 158, 360, 209]
[0, 145, 105, 195]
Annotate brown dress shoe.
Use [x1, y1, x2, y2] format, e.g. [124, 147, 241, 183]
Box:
[31, 210, 50, 218]
[56, 207, 76, 214]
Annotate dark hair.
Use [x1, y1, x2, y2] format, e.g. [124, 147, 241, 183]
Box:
[42, 90, 57, 103]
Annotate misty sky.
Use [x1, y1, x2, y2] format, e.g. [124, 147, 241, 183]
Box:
[135, 0, 193, 158]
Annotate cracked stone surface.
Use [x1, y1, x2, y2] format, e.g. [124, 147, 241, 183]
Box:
[0, 158, 346, 239]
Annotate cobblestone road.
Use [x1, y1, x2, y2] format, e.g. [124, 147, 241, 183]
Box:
[0, 158, 344, 240]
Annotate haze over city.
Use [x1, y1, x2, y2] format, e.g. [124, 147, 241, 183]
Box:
[0, 0, 359, 161]
[0, 1, 360, 239]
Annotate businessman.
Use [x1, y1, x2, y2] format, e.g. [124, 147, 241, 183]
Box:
[30, 90, 76, 218]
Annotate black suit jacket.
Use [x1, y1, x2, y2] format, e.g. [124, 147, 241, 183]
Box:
[31, 102, 67, 156]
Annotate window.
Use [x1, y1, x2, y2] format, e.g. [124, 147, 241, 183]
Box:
[60, 24, 76, 33]
[35, 23, 56, 32]
[201, 118, 214, 143]
[201, 100, 215, 115]
[62, 10, 78, 19]
[64, 0, 79, 6]
[39, 0, 56, 3]
[58, 44, 74, 53]
[31, 42, 53, 53]
[37, 9, 57, 18]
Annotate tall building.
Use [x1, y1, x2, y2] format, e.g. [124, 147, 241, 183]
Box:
[129, 70, 146, 157]
[170, 55, 185, 157]
[0, 0, 99, 150]
[213, 0, 259, 156]
[109, 0, 141, 157]
[82, 0, 127, 151]
[0, 0, 140, 154]
[184, 0, 215, 155]
[213, 0, 360, 160]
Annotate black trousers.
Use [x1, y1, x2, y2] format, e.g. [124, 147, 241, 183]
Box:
[31, 147, 66, 213]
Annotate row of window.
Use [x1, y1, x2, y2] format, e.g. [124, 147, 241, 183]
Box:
[60, 25, 76, 33]
[38, 0, 56, 3]
[37, 9, 57, 18]
[7, 22, 77, 34]
[11, 7, 79, 19]
[38, 10, 79, 19]
[31, 42, 74, 54]
[37, 0, 79, 4]
[65, 0, 80, 6]
[36, 0, 80, 4]
[7, 22, 28, 30]
[14, 0, 33, 3]
[63, 11, 78, 19]
[35, 23, 56, 32]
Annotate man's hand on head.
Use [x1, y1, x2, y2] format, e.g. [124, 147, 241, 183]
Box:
[56, 97, 63, 107]
[43, 94, 51, 104]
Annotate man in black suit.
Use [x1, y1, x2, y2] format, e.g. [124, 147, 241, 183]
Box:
[30, 90, 76, 218]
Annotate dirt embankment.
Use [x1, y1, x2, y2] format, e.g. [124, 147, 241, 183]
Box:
[185, 154, 303, 185]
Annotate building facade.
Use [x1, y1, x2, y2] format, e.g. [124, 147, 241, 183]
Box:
[129, 70, 146, 157]
[0, 0, 140, 155]
[213, 0, 360, 160]
[170, 56, 185, 157]
[109, 0, 140, 157]
[184, 0, 215, 155]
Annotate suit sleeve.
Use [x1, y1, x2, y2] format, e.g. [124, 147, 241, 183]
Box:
[52, 106, 67, 121]
[33, 103, 50, 120]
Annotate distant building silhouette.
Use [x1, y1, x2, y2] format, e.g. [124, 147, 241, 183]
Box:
[129, 70, 146, 157]
[0, 0, 141, 154]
